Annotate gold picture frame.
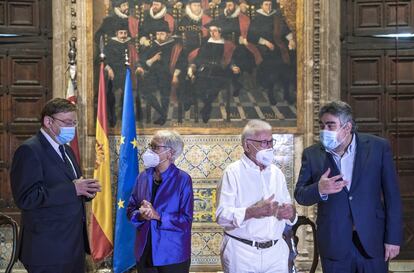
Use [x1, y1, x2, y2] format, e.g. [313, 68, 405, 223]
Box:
[87, 0, 304, 135]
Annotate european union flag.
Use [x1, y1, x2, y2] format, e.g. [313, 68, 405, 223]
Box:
[113, 66, 139, 273]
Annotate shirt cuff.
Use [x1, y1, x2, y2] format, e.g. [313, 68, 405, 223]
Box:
[234, 207, 247, 228]
[131, 210, 141, 223]
[320, 193, 328, 201]
[258, 38, 268, 45]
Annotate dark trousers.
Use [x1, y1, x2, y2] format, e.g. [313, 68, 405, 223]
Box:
[23, 254, 85, 273]
[136, 259, 190, 273]
[321, 232, 388, 273]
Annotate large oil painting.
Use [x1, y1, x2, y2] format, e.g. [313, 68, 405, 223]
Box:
[91, 0, 302, 134]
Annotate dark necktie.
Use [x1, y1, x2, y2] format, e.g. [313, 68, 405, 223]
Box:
[58, 145, 76, 178]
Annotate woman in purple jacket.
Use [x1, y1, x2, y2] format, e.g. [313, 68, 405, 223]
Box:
[127, 130, 194, 273]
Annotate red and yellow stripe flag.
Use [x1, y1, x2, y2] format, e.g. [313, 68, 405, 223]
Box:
[91, 62, 113, 261]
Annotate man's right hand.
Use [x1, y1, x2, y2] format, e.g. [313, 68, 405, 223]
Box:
[73, 178, 101, 198]
[245, 194, 278, 220]
[318, 168, 348, 195]
[107, 68, 115, 80]
[149, 52, 162, 65]
[135, 67, 144, 75]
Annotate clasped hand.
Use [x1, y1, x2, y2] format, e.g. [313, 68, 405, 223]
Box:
[139, 200, 160, 221]
[73, 178, 101, 198]
[246, 194, 295, 221]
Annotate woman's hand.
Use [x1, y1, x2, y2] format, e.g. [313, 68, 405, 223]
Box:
[139, 200, 160, 221]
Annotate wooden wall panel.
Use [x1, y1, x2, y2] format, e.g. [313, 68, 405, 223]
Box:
[0, 55, 4, 88]
[385, 2, 411, 28]
[0, 2, 4, 26]
[351, 57, 382, 87]
[389, 94, 414, 125]
[10, 94, 43, 124]
[0, 0, 40, 34]
[355, 3, 382, 29]
[353, 0, 414, 36]
[349, 95, 384, 134]
[400, 197, 414, 259]
[387, 55, 414, 88]
[11, 57, 43, 86]
[7, 1, 39, 30]
[0, 132, 4, 167]
[0, 169, 7, 208]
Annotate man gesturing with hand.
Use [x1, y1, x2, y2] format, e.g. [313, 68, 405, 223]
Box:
[295, 101, 402, 273]
[216, 120, 297, 273]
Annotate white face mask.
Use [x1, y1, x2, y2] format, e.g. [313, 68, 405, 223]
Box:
[250, 144, 274, 167]
[319, 125, 346, 150]
[142, 149, 169, 169]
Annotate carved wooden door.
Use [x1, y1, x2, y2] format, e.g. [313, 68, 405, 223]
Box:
[341, 0, 414, 259]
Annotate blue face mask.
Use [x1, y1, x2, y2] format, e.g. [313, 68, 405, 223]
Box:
[319, 125, 345, 151]
[56, 126, 76, 144]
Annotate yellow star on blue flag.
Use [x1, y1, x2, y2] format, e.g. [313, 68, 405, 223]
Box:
[130, 138, 138, 149]
[117, 198, 125, 209]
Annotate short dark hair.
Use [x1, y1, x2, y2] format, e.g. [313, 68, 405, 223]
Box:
[319, 101, 357, 132]
[40, 98, 77, 125]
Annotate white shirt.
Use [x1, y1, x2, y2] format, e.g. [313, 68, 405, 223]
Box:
[327, 134, 356, 191]
[216, 153, 297, 242]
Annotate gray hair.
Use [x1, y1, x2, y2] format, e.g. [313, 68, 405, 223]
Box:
[241, 119, 272, 144]
[152, 130, 184, 160]
[319, 101, 357, 132]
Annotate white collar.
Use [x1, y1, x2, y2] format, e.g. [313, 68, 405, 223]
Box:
[185, 5, 203, 21]
[155, 38, 174, 46]
[224, 7, 240, 18]
[150, 6, 167, 19]
[114, 7, 129, 19]
[111, 36, 131, 43]
[256, 9, 276, 17]
[40, 128, 61, 151]
[208, 37, 225, 44]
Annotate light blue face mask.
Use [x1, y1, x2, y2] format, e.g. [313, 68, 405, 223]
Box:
[319, 124, 346, 151]
[56, 126, 76, 144]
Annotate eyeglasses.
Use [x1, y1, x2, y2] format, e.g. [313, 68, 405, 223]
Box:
[52, 116, 78, 127]
[148, 143, 170, 152]
[247, 138, 276, 148]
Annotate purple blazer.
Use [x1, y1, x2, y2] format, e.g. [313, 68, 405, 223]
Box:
[126, 164, 194, 265]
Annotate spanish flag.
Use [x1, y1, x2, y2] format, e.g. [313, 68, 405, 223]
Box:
[91, 62, 113, 261]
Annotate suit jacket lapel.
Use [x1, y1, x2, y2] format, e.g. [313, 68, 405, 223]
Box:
[350, 133, 370, 193]
[37, 132, 77, 180]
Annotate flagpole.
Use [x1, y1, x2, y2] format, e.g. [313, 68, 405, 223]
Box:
[113, 48, 139, 273]
[66, 40, 81, 164]
[90, 36, 114, 262]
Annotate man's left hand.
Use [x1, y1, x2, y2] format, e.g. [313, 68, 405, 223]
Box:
[384, 243, 400, 261]
[276, 203, 296, 221]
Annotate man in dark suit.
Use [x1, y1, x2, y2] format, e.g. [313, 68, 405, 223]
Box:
[10, 98, 101, 273]
[294, 101, 403, 273]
